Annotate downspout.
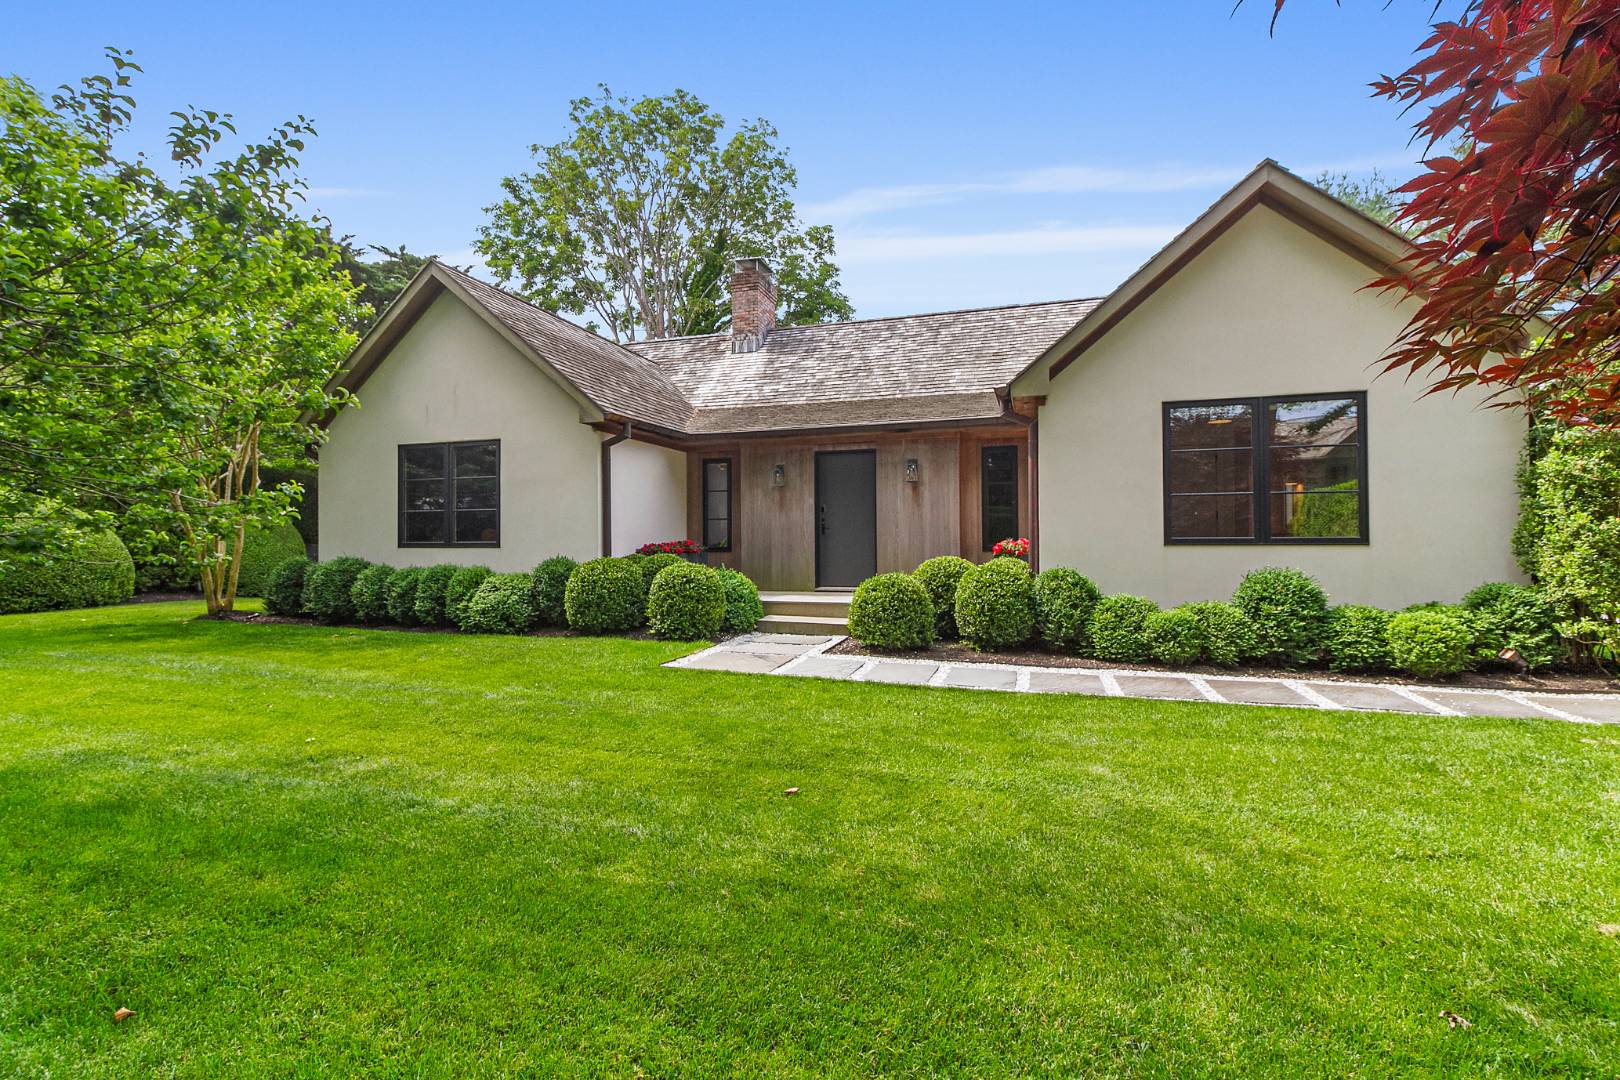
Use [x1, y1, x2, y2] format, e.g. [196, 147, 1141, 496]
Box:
[998, 390, 1039, 573]
[601, 419, 632, 556]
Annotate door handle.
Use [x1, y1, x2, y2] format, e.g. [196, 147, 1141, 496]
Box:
[819, 505, 829, 535]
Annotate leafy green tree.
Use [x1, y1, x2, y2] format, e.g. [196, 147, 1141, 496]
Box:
[1313, 169, 1403, 227]
[337, 239, 431, 329]
[476, 87, 853, 342]
[0, 50, 361, 613]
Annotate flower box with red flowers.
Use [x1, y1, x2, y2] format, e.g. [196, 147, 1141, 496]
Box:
[635, 538, 706, 562]
[991, 537, 1030, 560]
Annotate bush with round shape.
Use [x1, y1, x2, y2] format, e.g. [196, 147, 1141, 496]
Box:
[458, 572, 538, 634]
[1144, 606, 1208, 666]
[264, 556, 312, 616]
[646, 563, 727, 640]
[565, 557, 646, 633]
[444, 565, 492, 627]
[1461, 581, 1562, 669]
[715, 566, 764, 634]
[412, 564, 459, 626]
[530, 555, 578, 626]
[1034, 566, 1101, 653]
[1324, 604, 1394, 672]
[1089, 594, 1160, 663]
[350, 563, 396, 624]
[300, 556, 372, 623]
[1231, 567, 1330, 665]
[1183, 600, 1258, 667]
[913, 555, 974, 639]
[635, 553, 684, 598]
[0, 529, 135, 614]
[384, 567, 425, 627]
[848, 573, 935, 650]
[1387, 608, 1474, 678]
[953, 557, 1035, 651]
[233, 523, 307, 598]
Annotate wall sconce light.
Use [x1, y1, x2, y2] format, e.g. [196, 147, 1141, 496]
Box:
[904, 458, 920, 483]
[772, 464, 786, 487]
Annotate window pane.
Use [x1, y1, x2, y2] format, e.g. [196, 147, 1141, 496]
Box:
[403, 511, 445, 543]
[1269, 444, 1359, 491]
[704, 490, 729, 520]
[1169, 493, 1254, 539]
[704, 460, 730, 493]
[455, 476, 498, 510]
[982, 446, 1018, 549]
[405, 479, 445, 512]
[984, 506, 1018, 543]
[704, 517, 730, 549]
[1269, 398, 1359, 447]
[454, 509, 499, 544]
[403, 445, 445, 480]
[1168, 403, 1252, 450]
[454, 441, 498, 477]
[1168, 448, 1253, 495]
[983, 446, 1017, 483]
[1271, 490, 1360, 538]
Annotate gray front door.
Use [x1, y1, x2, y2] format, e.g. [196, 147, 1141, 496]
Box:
[815, 450, 877, 588]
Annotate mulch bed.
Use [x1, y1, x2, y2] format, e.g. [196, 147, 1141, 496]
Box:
[826, 638, 1620, 695]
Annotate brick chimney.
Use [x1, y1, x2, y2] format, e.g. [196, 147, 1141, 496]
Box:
[729, 257, 776, 353]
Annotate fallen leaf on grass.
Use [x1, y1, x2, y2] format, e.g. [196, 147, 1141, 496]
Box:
[1439, 1010, 1472, 1030]
[113, 1007, 135, 1022]
[783, 787, 799, 796]
[1598, 923, 1620, 937]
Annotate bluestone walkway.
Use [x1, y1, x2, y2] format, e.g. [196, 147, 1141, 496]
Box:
[664, 632, 1620, 724]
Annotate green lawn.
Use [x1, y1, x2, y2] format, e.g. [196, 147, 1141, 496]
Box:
[0, 602, 1616, 1077]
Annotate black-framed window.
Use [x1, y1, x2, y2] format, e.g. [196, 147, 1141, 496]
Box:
[702, 458, 732, 551]
[399, 440, 500, 547]
[1163, 392, 1367, 544]
[981, 445, 1019, 551]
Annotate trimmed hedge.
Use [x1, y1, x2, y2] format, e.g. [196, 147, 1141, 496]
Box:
[264, 556, 311, 616]
[444, 565, 492, 627]
[413, 564, 459, 627]
[1183, 601, 1257, 667]
[1090, 594, 1159, 663]
[848, 573, 935, 650]
[0, 530, 135, 614]
[565, 557, 646, 633]
[1143, 605, 1207, 666]
[530, 555, 578, 627]
[1461, 581, 1562, 669]
[1034, 567, 1101, 653]
[646, 563, 726, 640]
[913, 555, 974, 639]
[301, 556, 371, 623]
[234, 523, 307, 598]
[1388, 608, 1475, 678]
[350, 563, 396, 624]
[1232, 567, 1330, 665]
[384, 567, 424, 627]
[954, 557, 1035, 651]
[633, 553, 684, 599]
[458, 572, 538, 634]
[716, 566, 764, 634]
[1325, 604, 1394, 672]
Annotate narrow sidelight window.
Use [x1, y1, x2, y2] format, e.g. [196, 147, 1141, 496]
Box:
[1163, 392, 1366, 544]
[398, 440, 500, 547]
[981, 445, 1019, 551]
[702, 458, 732, 550]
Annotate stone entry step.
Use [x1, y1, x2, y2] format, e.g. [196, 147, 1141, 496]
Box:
[758, 591, 851, 634]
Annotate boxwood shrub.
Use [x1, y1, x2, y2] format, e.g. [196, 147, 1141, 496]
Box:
[0, 529, 136, 614]
[1325, 604, 1394, 672]
[384, 567, 425, 627]
[715, 566, 764, 634]
[458, 572, 538, 634]
[413, 564, 459, 627]
[1387, 608, 1474, 678]
[848, 573, 935, 650]
[1034, 567, 1101, 653]
[634, 553, 684, 598]
[565, 557, 646, 633]
[1461, 582, 1562, 669]
[264, 556, 311, 616]
[1143, 605, 1208, 666]
[234, 523, 307, 598]
[530, 555, 578, 627]
[444, 565, 492, 627]
[301, 556, 371, 623]
[913, 555, 974, 639]
[1089, 594, 1159, 663]
[953, 556, 1035, 651]
[1183, 600, 1258, 667]
[350, 563, 396, 624]
[646, 563, 726, 640]
[1232, 567, 1330, 665]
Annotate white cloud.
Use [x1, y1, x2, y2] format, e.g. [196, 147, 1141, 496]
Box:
[837, 223, 1180, 262]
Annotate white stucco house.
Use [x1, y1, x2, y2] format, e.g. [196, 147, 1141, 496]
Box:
[317, 161, 1526, 609]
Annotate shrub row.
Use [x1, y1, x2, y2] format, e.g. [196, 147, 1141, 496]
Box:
[263, 552, 762, 641]
[0, 529, 136, 614]
[847, 558, 1566, 679]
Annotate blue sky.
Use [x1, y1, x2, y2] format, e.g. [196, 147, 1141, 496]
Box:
[11, 1, 1445, 318]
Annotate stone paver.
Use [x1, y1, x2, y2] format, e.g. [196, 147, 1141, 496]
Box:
[665, 633, 1620, 725]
